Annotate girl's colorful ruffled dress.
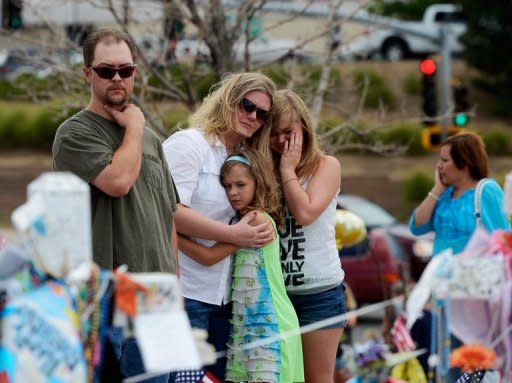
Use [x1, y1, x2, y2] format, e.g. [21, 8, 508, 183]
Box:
[226, 213, 304, 382]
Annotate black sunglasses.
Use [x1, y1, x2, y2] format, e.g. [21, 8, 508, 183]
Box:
[89, 64, 136, 79]
[239, 98, 269, 122]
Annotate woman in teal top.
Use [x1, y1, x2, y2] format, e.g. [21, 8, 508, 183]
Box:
[409, 132, 510, 382]
[178, 149, 304, 382]
[410, 132, 510, 257]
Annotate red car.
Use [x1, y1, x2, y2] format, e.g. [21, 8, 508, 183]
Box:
[337, 194, 433, 303]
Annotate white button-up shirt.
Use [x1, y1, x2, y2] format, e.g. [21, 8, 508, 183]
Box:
[163, 128, 235, 305]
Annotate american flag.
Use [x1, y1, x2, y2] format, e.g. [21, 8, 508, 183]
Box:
[455, 369, 495, 383]
[174, 370, 220, 383]
[391, 314, 416, 353]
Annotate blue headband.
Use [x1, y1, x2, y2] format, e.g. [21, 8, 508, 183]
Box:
[225, 155, 251, 166]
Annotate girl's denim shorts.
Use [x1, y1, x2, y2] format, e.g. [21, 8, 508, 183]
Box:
[288, 283, 347, 329]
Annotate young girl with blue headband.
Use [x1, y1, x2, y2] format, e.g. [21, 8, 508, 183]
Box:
[178, 148, 304, 383]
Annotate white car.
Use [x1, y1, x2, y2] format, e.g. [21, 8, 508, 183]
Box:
[234, 34, 300, 64]
[336, 4, 466, 62]
[0, 48, 80, 81]
[175, 34, 302, 65]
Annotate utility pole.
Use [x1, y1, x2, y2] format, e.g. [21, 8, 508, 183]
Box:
[438, 25, 454, 142]
[123, 0, 129, 26]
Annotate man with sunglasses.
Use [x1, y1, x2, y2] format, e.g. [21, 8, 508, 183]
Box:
[52, 28, 178, 382]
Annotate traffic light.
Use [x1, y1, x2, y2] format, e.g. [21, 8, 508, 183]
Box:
[421, 125, 462, 151]
[453, 83, 470, 127]
[2, 0, 22, 30]
[420, 58, 437, 125]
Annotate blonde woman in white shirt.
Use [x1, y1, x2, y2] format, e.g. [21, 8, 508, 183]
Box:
[163, 72, 276, 380]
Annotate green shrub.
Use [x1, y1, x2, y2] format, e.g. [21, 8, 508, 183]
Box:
[353, 70, 395, 109]
[261, 66, 291, 88]
[482, 127, 512, 156]
[307, 66, 342, 90]
[194, 70, 217, 101]
[15, 73, 52, 94]
[0, 80, 25, 99]
[306, 65, 323, 84]
[377, 123, 426, 155]
[263, 64, 343, 94]
[163, 110, 190, 134]
[279, 65, 343, 98]
[146, 66, 217, 102]
[0, 74, 68, 102]
[403, 72, 421, 95]
[316, 116, 345, 144]
[404, 170, 434, 206]
[317, 120, 377, 153]
[31, 109, 61, 150]
[318, 116, 343, 130]
[0, 105, 33, 148]
[0, 102, 79, 151]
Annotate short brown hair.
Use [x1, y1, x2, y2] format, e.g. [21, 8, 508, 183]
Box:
[82, 28, 136, 67]
[441, 131, 489, 180]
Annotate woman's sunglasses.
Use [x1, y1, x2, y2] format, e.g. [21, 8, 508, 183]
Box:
[89, 65, 136, 80]
[239, 98, 269, 122]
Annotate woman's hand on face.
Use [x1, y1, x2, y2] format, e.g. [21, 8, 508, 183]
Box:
[280, 128, 303, 178]
[434, 168, 447, 193]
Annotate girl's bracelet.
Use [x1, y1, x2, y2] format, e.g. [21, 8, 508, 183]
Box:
[427, 191, 439, 201]
[282, 177, 299, 187]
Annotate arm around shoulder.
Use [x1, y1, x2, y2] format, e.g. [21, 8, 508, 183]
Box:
[174, 204, 238, 243]
[174, 206, 273, 248]
[246, 210, 269, 227]
[178, 235, 237, 266]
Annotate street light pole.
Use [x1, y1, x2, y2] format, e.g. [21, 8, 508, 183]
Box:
[438, 25, 453, 142]
[123, 0, 129, 26]
[436, 33, 456, 382]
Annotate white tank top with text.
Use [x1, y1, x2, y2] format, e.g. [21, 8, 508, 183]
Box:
[279, 180, 344, 294]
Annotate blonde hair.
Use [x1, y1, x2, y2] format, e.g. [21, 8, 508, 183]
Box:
[189, 72, 276, 144]
[264, 89, 323, 180]
[220, 148, 284, 228]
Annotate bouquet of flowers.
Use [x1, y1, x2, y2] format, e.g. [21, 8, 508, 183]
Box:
[450, 344, 497, 372]
[353, 338, 389, 382]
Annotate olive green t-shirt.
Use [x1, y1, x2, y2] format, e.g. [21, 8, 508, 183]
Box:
[52, 109, 179, 273]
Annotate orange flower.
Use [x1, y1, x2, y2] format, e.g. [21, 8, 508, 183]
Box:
[450, 344, 497, 372]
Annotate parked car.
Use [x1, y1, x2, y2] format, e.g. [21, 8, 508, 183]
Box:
[337, 194, 433, 303]
[174, 34, 305, 65]
[0, 48, 39, 81]
[336, 3, 466, 62]
[135, 32, 309, 68]
[233, 34, 304, 64]
[0, 48, 81, 81]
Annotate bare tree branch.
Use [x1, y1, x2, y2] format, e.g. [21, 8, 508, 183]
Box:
[1, 0, 431, 156]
